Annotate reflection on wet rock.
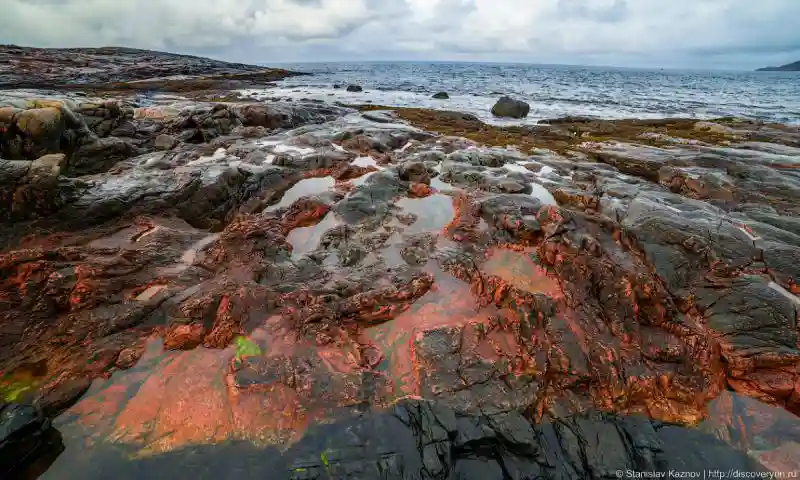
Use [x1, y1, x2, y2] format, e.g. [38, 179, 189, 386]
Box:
[2, 86, 800, 477]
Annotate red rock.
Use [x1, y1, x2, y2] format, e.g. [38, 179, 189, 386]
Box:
[164, 324, 206, 350]
[409, 182, 431, 198]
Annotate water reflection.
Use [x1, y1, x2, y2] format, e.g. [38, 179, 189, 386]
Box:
[394, 195, 454, 233]
[285, 212, 341, 257]
[266, 177, 335, 212]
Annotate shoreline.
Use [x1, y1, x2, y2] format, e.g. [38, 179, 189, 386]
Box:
[1, 46, 799, 477]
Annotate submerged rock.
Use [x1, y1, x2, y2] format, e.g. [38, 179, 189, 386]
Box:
[50, 399, 768, 479]
[0, 402, 63, 478]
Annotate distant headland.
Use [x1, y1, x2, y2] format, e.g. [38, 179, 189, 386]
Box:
[756, 60, 800, 71]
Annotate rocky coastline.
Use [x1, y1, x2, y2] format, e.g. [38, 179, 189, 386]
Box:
[1, 46, 799, 478]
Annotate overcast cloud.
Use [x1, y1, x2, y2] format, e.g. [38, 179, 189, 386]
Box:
[2, 0, 799, 69]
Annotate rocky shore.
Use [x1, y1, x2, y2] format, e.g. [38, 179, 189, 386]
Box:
[0, 45, 304, 96]
[1, 47, 799, 478]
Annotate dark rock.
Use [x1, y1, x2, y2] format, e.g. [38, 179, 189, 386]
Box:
[231, 102, 348, 130]
[68, 136, 135, 176]
[756, 60, 800, 72]
[432, 92, 450, 100]
[76, 100, 134, 137]
[33, 377, 93, 417]
[13, 107, 66, 158]
[335, 171, 403, 223]
[0, 402, 63, 478]
[346, 85, 363, 92]
[56, 399, 769, 479]
[1, 154, 87, 221]
[692, 276, 800, 409]
[398, 161, 431, 184]
[491, 96, 530, 118]
[539, 116, 595, 125]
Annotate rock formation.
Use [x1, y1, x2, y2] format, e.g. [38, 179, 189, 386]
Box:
[1, 47, 799, 478]
[491, 96, 531, 118]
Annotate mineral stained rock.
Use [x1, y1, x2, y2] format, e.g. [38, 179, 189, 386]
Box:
[1, 48, 799, 477]
[47, 398, 768, 479]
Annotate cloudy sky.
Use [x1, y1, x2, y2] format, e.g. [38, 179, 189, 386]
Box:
[2, 0, 799, 69]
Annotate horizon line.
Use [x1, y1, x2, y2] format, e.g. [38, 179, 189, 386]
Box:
[251, 58, 771, 73]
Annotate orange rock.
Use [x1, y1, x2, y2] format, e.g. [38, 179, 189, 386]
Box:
[408, 182, 431, 198]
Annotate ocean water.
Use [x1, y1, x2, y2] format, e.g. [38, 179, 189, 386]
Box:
[254, 62, 800, 125]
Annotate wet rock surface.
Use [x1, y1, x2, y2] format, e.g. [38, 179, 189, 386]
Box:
[1, 52, 800, 477]
[1, 402, 63, 478]
[47, 398, 767, 479]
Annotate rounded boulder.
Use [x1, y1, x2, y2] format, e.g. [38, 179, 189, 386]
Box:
[491, 96, 530, 119]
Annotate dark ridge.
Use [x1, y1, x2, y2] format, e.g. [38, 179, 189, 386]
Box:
[756, 60, 800, 71]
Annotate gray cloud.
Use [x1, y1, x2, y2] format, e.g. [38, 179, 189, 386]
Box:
[1, 0, 799, 68]
[557, 0, 629, 23]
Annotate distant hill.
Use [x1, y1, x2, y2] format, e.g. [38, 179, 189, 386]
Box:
[756, 60, 800, 71]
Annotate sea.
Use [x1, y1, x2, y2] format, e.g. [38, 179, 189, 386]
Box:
[255, 61, 800, 126]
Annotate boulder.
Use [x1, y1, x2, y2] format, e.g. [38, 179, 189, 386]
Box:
[491, 96, 530, 118]
[496, 179, 526, 193]
[154, 134, 178, 151]
[346, 85, 363, 92]
[0, 106, 20, 127]
[13, 107, 65, 158]
[432, 92, 449, 100]
[398, 161, 431, 184]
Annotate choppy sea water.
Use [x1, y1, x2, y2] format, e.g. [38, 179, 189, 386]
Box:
[252, 62, 800, 125]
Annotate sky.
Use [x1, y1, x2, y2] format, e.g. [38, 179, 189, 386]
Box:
[2, 0, 799, 69]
